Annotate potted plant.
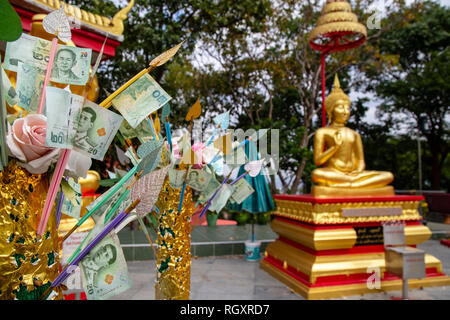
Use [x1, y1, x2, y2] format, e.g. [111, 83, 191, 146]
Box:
[206, 211, 219, 226]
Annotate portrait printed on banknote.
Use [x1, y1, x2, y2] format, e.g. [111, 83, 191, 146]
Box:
[73, 106, 99, 150]
[72, 100, 123, 161]
[187, 169, 213, 192]
[80, 233, 132, 300]
[50, 45, 91, 85]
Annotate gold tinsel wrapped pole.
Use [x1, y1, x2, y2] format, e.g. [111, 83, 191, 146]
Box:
[0, 162, 61, 300]
[155, 178, 194, 300]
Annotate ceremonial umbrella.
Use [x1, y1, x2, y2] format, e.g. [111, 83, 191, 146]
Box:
[227, 140, 274, 242]
[309, 0, 367, 127]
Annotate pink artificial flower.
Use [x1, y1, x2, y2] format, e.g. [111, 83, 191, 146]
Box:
[6, 114, 59, 174]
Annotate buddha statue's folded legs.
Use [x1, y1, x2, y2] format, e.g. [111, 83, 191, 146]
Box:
[312, 168, 394, 188]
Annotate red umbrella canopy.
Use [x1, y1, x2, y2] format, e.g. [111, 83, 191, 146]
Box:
[309, 0, 367, 54]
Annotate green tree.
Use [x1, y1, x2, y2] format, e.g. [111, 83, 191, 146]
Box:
[364, 1, 450, 190]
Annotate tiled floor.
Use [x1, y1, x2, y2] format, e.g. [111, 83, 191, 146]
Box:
[117, 223, 277, 261]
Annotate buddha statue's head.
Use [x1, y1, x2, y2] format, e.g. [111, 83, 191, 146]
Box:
[325, 74, 351, 124]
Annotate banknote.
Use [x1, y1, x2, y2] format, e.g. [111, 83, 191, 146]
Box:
[168, 168, 186, 189]
[50, 45, 92, 85]
[4, 33, 92, 85]
[45, 86, 83, 149]
[4, 33, 51, 72]
[112, 73, 171, 128]
[45, 87, 124, 160]
[208, 184, 234, 213]
[61, 177, 82, 220]
[187, 169, 213, 192]
[1, 65, 19, 107]
[80, 232, 132, 300]
[198, 176, 221, 203]
[15, 62, 46, 112]
[119, 118, 154, 142]
[229, 178, 254, 204]
[72, 100, 123, 160]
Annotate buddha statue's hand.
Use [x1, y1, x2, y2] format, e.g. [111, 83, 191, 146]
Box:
[334, 130, 343, 147]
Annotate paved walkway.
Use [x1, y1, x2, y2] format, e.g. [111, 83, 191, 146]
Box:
[114, 239, 450, 300]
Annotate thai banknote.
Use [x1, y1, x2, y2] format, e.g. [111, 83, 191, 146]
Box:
[61, 177, 82, 220]
[4, 33, 92, 85]
[198, 176, 221, 203]
[119, 118, 155, 143]
[112, 73, 171, 128]
[45, 86, 82, 149]
[80, 232, 132, 300]
[45, 87, 124, 160]
[4, 33, 51, 72]
[50, 45, 91, 85]
[1, 65, 19, 107]
[229, 178, 254, 204]
[187, 169, 213, 192]
[15, 62, 46, 112]
[168, 168, 186, 189]
[208, 184, 234, 213]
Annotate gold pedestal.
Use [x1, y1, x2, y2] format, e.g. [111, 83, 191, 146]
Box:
[261, 194, 450, 299]
[312, 186, 395, 198]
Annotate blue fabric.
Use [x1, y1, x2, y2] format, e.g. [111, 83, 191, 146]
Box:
[227, 140, 274, 214]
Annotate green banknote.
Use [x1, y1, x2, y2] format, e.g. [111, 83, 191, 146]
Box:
[4, 33, 50, 72]
[187, 169, 213, 192]
[61, 177, 82, 220]
[112, 73, 171, 128]
[45, 86, 82, 149]
[16, 62, 46, 113]
[50, 45, 91, 85]
[229, 178, 254, 204]
[80, 232, 132, 300]
[119, 118, 155, 143]
[45, 87, 123, 160]
[198, 176, 221, 203]
[1, 65, 18, 107]
[168, 168, 186, 189]
[4, 33, 92, 85]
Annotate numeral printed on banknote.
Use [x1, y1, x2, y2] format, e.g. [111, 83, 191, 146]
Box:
[112, 73, 171, 128]
[45, 87, 123, 160]
[4, 33, 91, 85]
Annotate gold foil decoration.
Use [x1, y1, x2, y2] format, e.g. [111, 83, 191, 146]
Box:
[155, 178, 194, 300]
[0, 162, 61, 300]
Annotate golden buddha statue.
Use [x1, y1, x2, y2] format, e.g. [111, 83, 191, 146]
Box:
[311, 74, 394, 198]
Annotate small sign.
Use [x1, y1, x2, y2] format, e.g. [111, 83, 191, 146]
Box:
[342, 207, 402, 217]
[383, 224, 405, 246]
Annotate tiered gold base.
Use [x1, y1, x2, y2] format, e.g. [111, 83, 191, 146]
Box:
[261, 259, 450, 300]
[260, 194, 450, 299]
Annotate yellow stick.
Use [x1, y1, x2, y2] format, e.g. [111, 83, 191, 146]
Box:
[100, 67, 151, 109]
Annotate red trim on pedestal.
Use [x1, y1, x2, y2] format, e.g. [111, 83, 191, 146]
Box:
[274, 194, 425, 204]
[274, 216, 423, 229]
[264, 254, 445, 288]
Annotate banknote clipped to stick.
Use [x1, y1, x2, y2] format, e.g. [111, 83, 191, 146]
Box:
[111, 73, 171, 128]
[79, 231, 132, 300]
[15, 62, 46, 113]
[60, 177, 82, 220]
[45, 87, 123, 160]
[1, 65, 19, 107]
[4, 33, 91, 86]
